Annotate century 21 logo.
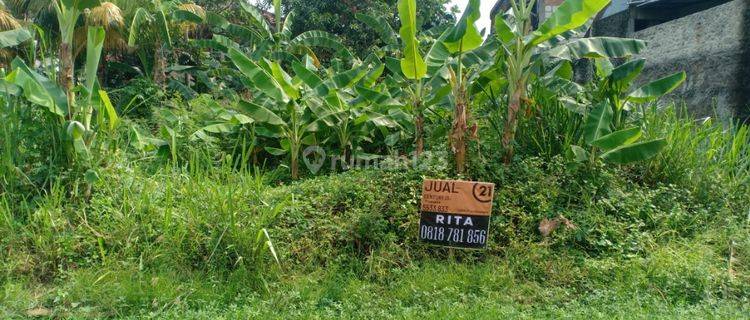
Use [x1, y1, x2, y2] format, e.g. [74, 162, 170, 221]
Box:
[472, 183, 493, 203]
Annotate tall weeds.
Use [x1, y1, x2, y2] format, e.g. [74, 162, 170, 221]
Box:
[1, 155, 285, 287]
[643, 105, 750, 202]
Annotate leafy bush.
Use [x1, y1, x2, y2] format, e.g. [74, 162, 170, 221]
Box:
[110, 77, 167, 119]
[267, 166, 439, 271]
[265, 152, 745, 267]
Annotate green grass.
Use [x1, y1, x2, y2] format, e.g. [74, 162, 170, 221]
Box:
[3, 246, 748, 319]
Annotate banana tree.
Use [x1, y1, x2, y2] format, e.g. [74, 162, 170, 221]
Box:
[235, 0, 351, 64]
[128, 0, 205, 85]
[53, 0, 102, 114]
[357, 0, 451, 157]
[228, 47, 321, 179]
[591, 58, 686, 129]
[8, 26, 118, 164]
[0, 26, 33, 186]
[295, 57, 400, 162]
[369, 0, 497, 173]
[572, 102, 667, 165]
[439, 0, 488, 174]
[493, 0, 648, 163]
[569, 58, 685, 165]
[396, 0, 429, 156]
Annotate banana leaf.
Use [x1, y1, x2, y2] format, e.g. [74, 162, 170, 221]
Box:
[228, 48, 288, 103]
[238, 100, 285, 126]
[591, 127, 642, 150]
[583, 101, 613, 144]
[546, 37, 645, 60]
[601, 139, 667, 164]
[530, 0, 610, 46]
[0, 28, 32, 48]
[443, 0, 482, 53]
[355, 13, 397, 45]
[397, 0, 427, 79]
[627, 72, 686, 103]
[609, 59, 645, 91]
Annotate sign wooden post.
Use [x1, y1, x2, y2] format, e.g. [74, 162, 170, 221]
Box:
[419, 179, 495, 249]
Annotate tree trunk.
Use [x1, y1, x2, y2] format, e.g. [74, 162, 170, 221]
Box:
[152, 45, 167, 86]
[253, 146, 261, 166]
[415, 101, 424, 157]
[502, 83, 524, 164]
[451, 89, 468, 174]
[344, 146, 351, 166]
[59, 42, 75, 119]
[291, 152, 299, 180]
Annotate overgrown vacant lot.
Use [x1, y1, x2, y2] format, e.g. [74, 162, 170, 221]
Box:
[2, 156, 749, 318]
[1, 0, 749, 318]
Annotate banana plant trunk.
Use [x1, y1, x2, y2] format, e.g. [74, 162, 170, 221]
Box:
[153, 44, 167, 86]
[291, 152, 299, 180]
[59, 42, 75, 118]
[502, 82, 525, 164]
[415, 101, 424, 156]
[339, 131, 351, 166]
[451, 88, 468, 174]
[343, 147, 351, 167]
[291, 139, 302, 179]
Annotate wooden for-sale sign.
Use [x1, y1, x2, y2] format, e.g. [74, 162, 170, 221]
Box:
[419, 179, 495, 249]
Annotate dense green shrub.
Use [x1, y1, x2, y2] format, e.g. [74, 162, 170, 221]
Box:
[110, 77, 167, 120]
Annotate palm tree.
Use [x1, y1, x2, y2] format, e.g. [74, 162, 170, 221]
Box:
[85, 2, 127, 51]
[0, 8, 22, 65]
[0, 0, 54, 23]
[73, 1, 127, 60]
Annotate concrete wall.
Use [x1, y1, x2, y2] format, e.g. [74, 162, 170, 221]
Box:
[593, 0, 750, 121]
[593, 9, 629, 38]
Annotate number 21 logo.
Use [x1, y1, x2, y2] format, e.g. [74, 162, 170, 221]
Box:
[472, 183, 493, 203]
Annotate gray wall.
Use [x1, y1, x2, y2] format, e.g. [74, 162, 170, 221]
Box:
[593, 0, 750, 121]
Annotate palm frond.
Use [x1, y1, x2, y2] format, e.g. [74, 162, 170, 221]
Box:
[0, 9, 20, 31]
[1, 0, 54, 22]
[176, 3, 205, 35]
[0, 8, 21, 63]
[75, 2, 127, 54]
[88, 2, 125, 30]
